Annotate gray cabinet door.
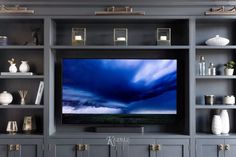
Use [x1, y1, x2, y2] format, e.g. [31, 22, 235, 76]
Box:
[15, 144, 43, 157]
[0, 145, 13, 157]
[196, 139, 224, 157]
[225, 139, 236, 157]
[125, 138, 155, 157]
[49, 139, 83, 157]
[83, 138, 114, 157]
[0, 139, 43, 157]
[156, 139, 189, 157]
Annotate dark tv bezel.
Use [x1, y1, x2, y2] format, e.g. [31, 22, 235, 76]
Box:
[55, 51, 184, 125]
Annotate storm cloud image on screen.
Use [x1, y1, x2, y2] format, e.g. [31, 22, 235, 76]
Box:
[62, 59, 177, 115]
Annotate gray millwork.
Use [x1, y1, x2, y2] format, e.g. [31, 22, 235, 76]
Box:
[0, 0, 235, 157]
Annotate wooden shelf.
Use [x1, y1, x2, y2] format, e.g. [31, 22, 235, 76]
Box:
[196, 45, 236, 49]
[196, 105, 236, 109]
[51, 45, 190, 50]
[0, 75, 44, 79]
[0, 105, 44, 109]
[196, 75, 236, 79]
[0, 46, 44, 49]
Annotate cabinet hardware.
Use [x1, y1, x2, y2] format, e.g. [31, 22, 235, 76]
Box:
[8, 144, 14, 151]
[149, 144, 156, 151]
[218, 144, 224, 151]
[15, 144, 20, 151]
[155, 144, 161, 151]
[76, 144, 83, 151]
[225, 144, 230, 151]
[83, 144, 88, 151]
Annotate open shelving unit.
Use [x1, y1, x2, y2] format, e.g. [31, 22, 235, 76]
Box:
[0, 18, 45, 137]
[195, 18, 236, 136]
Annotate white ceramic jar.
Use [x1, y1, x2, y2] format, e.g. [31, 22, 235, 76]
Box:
[9, 64, 17, 73]
[0, 91, 13, 105]
[220, 110, 230, 134]
[19, 61, 30, 73]
[212, 115, 222, 135]
[224, 96, 235, 105]
[205, 35, 230, 46]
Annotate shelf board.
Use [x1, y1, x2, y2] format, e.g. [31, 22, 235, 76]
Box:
[0, 133, 43, 139]
[196, 105, 236, 109]
[51, 45, 190, 50]
[0, 45, 44, 49]
[0, 105, 44, 109]
[50, 132, 190, 139]
[195, 133, 236, 138]
[196, 75, 236, 79]
[196, 45, 236, 49]
[0, 75, 44, 79]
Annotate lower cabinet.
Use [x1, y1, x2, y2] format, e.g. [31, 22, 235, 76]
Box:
[49, 138, 189, 157]
[0, 139, 43, 157]
[196, 139, 236, 157]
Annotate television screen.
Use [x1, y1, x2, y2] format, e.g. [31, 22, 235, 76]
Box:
[62, 59, 177, 116]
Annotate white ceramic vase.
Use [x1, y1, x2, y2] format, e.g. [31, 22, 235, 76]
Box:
[205, 35, 230, 46]
[224, 96, 235, 105]
[212, 115, 222, 135]
[0, 91, 13, 105]
[220, 110, 230, 134]
[9, 64, 17, 73]
[19, 61, 30, 73]
[225, 68, 234, 76]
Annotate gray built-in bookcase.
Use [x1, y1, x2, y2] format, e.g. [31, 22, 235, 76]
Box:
[0, 1, 236, 157]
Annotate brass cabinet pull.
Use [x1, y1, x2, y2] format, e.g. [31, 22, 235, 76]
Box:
[15, 144, 21, 151]
[155, 144, 161, 151]
[218, 144, 224, 151]
[149, 144, 155, 151]
[225, 144, 230, 151]
[8, 144, 14, 151]
[83, 144, 88, 151]
[76, 144, 83, 151]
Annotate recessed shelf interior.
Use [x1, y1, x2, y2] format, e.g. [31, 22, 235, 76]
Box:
[52, 19, 189, 46]
[0, 19, 44, 46]
[0, 109, 43, 135]
[0, 79, 43, 105]
[196, 49, 236, 76]
[196, 109, 236, 134]
[196, 19, 236, 45]
[0, 49, 44, 75]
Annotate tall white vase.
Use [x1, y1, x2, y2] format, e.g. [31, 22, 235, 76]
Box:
[211, 115, 222, 135]
[220, 110, 230, 134]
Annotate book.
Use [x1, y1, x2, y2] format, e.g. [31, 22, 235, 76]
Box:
[35, 81, 44, 105]
[1, 72, 33, 76]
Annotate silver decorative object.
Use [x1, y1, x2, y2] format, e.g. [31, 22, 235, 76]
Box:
[22, 116, 36, 134]
[72, 28, 86, 46]
[114, 28, 128, 46]
[6, 121, 18, 135]
[205, 95, 215, 105]
[157, 28, 171, 45]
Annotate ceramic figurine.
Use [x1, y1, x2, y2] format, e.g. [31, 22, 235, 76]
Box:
[8, 58, 17, 73]
[19, 61, 30, 73]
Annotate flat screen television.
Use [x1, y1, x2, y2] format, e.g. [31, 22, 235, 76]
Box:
[61, 58, 178, 124]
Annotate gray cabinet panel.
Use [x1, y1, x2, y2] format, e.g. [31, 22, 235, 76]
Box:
[225, 139, 236, 157]
[15, 144, 43, 157]
[196, 139, 224, 157]
[157, 139, 189, 157]
[126, 138, 155, 157]
[83, 138, 113, 157]
[0, 145, 10, 157]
